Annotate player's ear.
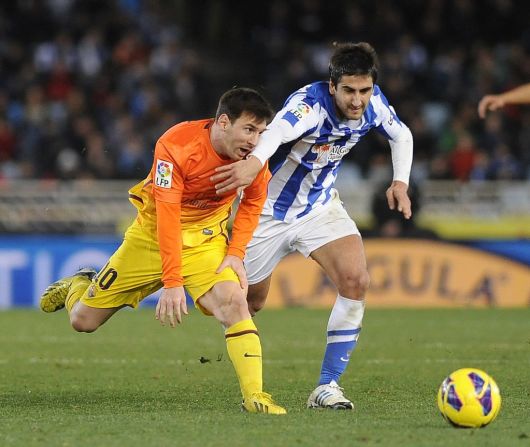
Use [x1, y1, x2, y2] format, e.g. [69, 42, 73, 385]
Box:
[329, 81, 336, 96]
[217, 113, 231, 130]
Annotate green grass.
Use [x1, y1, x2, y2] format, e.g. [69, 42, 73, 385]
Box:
[1, 308, 529, 447]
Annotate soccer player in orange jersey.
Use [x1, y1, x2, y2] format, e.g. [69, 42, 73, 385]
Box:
[39, 87, 286, 414]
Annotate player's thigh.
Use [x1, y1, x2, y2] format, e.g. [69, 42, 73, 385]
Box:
[309, 234, 367, 285]
[182, 235, 241, 315]
[245, 215, 296, 284]
[80, 220, 163, 309]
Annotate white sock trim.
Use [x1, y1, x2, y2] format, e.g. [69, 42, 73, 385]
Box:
[327, 294, 365, 331]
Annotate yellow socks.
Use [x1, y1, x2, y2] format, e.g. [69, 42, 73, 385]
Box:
[225, 318, 263, 398]
[65, 276, 92, 312]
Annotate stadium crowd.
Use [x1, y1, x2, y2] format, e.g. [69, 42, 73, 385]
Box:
[0, 0, 529, 182]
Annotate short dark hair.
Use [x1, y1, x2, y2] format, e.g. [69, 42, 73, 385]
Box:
[329, 42, 379, 86]
[216, 87, 274, 124]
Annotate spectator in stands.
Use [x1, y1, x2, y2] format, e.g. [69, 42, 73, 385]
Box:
[0, 1, 529, 181]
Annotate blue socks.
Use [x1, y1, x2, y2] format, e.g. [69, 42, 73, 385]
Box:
[318, 295, 365, 385]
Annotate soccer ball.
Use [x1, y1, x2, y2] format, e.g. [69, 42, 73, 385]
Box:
[437, 368, 501, 428]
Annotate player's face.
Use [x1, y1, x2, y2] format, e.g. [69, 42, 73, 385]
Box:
[220, 112, 268, 161]
[330, 74, 374, 121]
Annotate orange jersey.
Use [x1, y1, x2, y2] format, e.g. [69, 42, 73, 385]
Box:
[128, 119, 270, 288]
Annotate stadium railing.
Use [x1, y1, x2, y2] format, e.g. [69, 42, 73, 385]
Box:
[0, 180, 529, 238]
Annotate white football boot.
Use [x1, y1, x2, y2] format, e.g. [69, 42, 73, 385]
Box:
[307, 380, 354, 410]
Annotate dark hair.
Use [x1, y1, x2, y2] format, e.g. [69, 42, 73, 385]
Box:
[216, 87, 274, 124]
[329, 42, 379, 86]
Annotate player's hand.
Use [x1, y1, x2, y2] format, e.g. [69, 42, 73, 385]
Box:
[155, 286, 188, 327]
[216, 255, 248, 291]
[211, 156, 263, 195]
[478, 94, 505, 119]
[386, 180, 412, 220]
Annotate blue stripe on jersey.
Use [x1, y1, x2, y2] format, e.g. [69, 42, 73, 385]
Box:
[272, 162, 311, 220]
[316, 118, 334, 143]
[321, 163, 341, 205]
[296, 162, 335, 219]
[364, 101, 376, 124]
[327, 328, 362, 336]
[272, 144, 320, 220]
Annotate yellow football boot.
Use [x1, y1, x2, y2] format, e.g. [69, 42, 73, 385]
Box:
[40, 268, 97, 313]
[242, 392, 287, 415]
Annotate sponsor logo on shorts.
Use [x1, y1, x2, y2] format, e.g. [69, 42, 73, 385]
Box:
[155, 159, 173, 188]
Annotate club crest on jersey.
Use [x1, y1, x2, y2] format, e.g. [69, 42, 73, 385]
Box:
[155, 159, 173, 188]
[312, 143, 349, 163]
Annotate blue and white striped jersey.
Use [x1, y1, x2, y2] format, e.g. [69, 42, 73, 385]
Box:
[252, 81, 412, 223]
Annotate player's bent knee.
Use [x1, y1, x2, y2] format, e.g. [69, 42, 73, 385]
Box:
[70, 313, 100, 333]
[338, 270, 370, 298]
[248, 297, 266, 315]
[358, 270, 371, 293]
[215, 283, 249, 322]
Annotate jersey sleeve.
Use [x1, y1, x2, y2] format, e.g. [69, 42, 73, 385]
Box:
[372, 88, 414, 184]
[251, 97, 320, 165]
[227, 163, 271, 259]
[152, 139, 186, 204]
[152, 138, 186, 287]
[156, 200, 183, 287]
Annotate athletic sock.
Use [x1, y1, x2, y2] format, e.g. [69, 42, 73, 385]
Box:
[225, 318, 263, 399]
[318, 295, 365, 385]
[65, 276, 92, 312]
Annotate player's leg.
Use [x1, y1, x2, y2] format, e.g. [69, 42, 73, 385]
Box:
[184, 235, 285, 414]
[307, 234, 368, 409]
[40, 219, 163, 333]
[293, 191, 367, 409]
[246, 276, 272, 316]
[198, 281, 285, 414]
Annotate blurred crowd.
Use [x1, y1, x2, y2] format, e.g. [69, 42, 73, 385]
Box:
[0, 0, 529, 182]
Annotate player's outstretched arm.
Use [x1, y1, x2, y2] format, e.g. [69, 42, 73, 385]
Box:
[155, 286, 188, 327]
[478, 95, 505, 118]
[478, 83, 530, 118]
[211, 156, 263, 195]
[386, 180, 412, 220]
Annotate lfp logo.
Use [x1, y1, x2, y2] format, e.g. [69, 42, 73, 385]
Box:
[155, 159, 173, 188]
[289, 102, 311, 120]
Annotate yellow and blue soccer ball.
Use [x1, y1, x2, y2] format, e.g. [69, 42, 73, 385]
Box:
[437, 368, 501, 428]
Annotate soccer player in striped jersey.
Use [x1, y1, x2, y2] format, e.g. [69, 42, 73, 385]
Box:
[212, 42, 413, 410]
[39, 87, 286, 414]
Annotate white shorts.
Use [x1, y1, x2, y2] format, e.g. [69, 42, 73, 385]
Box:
[245, 190, 360, 284]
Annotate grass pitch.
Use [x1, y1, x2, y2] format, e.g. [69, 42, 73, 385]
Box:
[0, 307, 529, 447]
